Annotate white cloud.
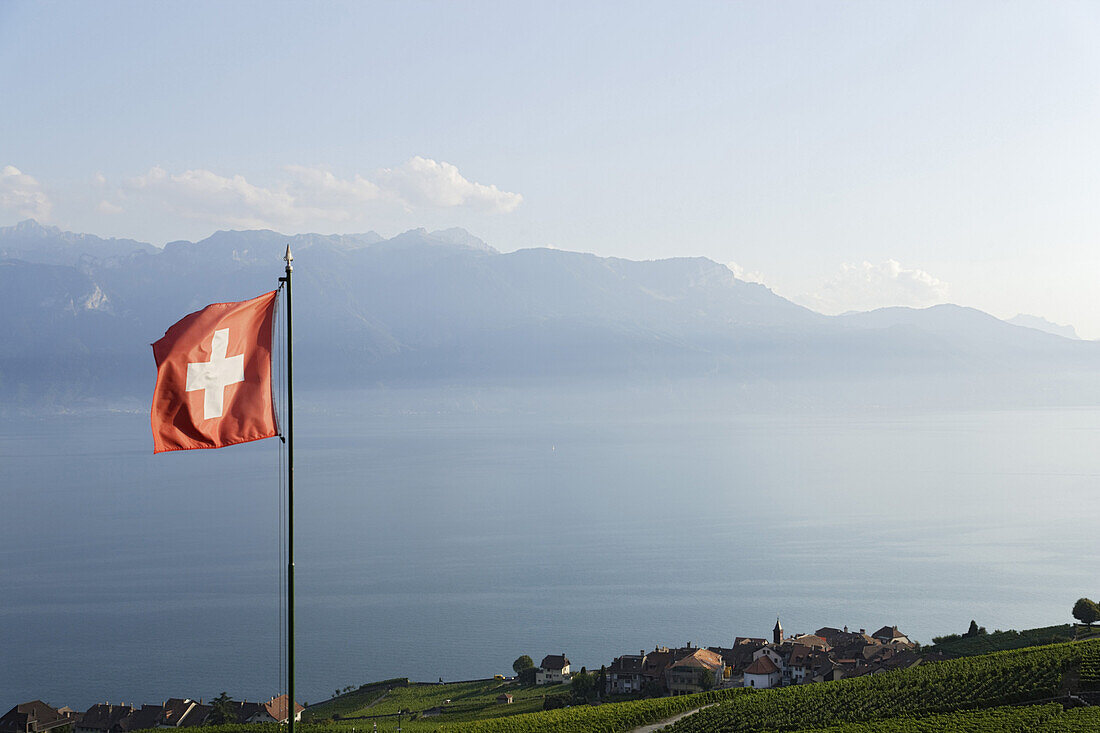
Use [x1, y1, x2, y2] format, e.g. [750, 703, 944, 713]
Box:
[0, 165, 52, 221]
[97, 200, 123, 214]
[804, 260, 949, 314]
[375, 157, 523, 213]
[126, 166, 309, 229]
[119, 158, 522, 229]
[284, 165, 381, 210]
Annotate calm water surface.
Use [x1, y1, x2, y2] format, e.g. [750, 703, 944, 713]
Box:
[3, 387, 1099, 708]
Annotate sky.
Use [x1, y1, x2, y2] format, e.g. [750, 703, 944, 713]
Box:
[3, 1, 1100, 335]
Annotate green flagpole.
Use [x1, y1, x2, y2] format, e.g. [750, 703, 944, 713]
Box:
[281, 246, 295, 732]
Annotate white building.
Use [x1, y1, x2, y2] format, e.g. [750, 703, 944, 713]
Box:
[535, 653, 572, 684]
[742, 655, 781, 689]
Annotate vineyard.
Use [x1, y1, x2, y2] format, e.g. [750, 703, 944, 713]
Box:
[310, 678, 561, 721]
[390, 687, 752, 732]
[785, 703, 1064, 732]
[667, 639, 1100, 732]
[780, 704, 1100, 732]
[127, 640, 1100, 733]
[927, 625, 1076, 657]
[1034, 706, 1100, 731]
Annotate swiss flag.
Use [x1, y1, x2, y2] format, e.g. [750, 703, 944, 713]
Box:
[151, 290, 279, 453]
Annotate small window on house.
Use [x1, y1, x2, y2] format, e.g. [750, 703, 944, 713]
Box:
[750, 680, 754, 687]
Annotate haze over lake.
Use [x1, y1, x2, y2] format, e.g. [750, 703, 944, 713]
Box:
[3, 385, 1098, 708]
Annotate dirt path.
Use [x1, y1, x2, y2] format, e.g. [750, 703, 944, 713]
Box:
[628, 703, 715, 733]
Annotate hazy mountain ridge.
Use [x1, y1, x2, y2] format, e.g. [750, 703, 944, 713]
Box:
[1007, 313, 1080, 340]
[2, 220, 1098, 410]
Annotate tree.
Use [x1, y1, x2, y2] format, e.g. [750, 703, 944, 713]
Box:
[1073, 598, 1100, 627]
[208, 692, 236, 725]
[967, 620, 980, 637]
[518, 666, 537, 685]
[641, 679, 664, 698]
[598, 665, 607, 699]
[513, 655, 535, 675]
[699, 668, 716, 691]
[570, 668, 594, 703]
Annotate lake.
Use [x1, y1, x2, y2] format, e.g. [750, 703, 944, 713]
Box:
[3, 384, 1099, 708]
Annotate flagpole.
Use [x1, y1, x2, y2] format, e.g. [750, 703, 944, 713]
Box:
[281, 246, 295, 733]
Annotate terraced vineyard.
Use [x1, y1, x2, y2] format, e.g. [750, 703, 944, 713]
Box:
[130, 640, 1100, 733]
[394, 687, 752, 732]
[784, 704, 1100, 732]
[1034, 706, 1100, 731]
[668, 639, 1100, 733]
[306, 678, 562, 722]
[788, 703, 1064, 732]
[1078, 640, 1100, 689]
[927, 625, 1076, 657]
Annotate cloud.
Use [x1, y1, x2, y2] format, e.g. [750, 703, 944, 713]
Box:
[119, 158, 522, 229]
[0, 165, 52, 221]
[284, 165, 381, 210]
[126, 166, 310, 229]
[805, 260, 949, 314]
[97, 200, 124, 214]
[375, 157, 523, 213]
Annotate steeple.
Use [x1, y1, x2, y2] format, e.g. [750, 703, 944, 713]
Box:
[773, 616, 783, 645]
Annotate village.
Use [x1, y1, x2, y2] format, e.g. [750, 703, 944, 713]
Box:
[0, 695, 304, 733]
[534, 618, 923, 699]
[1, 618, 925, 732]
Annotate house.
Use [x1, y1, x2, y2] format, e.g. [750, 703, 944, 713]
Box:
[246, 696, 303, 724]
[811, 657, 845, 683]
[872, 626, 913, 646]
[118, 704, 165, 730]
[174, 703, 210, 728]
[752, 645, 785, 672]
[605, 653, 647, 695]
[786, 645, 831, 684]
[158, 700, 197, 728]
[0, 702, 75, 733]
[790, 634, 829, 650]
[225, 702, 263, 724]
[119, 706, 164, 731]
[536, 653, 572, 684]
[665, 648, 724, 695]
[639, 647, 678, 694]
[742, 655, 781, 689]
[733, 637, 768, 647]
[75, 705, 134, 733]
[712, 639, 765, 677]
[495, 694, 513, 705]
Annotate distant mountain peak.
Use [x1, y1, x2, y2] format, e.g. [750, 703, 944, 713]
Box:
[387, 227, 498, 253]
[428, 227, 497, 253]
[1007, 314, 1079, 340]
[3, 219, 61, 238]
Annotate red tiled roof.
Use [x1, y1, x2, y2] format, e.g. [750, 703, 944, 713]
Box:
[744, 656, 780, 675]
[261, 696, 303, 723]
[670, 648, 723, 671]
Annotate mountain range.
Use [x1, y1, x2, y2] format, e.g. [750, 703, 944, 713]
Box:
[2, 219, 1098, 411]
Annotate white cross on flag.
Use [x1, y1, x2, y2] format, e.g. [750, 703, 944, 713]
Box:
[151, 291, 279, 453]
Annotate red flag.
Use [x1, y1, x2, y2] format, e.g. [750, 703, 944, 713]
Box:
[151, 291, 279, 453]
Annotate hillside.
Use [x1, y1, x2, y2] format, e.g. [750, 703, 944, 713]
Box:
[927, 624, 1083, 657]
[125, 638, 1100, 732]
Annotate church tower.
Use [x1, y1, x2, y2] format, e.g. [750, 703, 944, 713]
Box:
[773, 616, 783, 645]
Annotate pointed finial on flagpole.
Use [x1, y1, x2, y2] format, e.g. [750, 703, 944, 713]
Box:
[284, 245, 293, 272]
